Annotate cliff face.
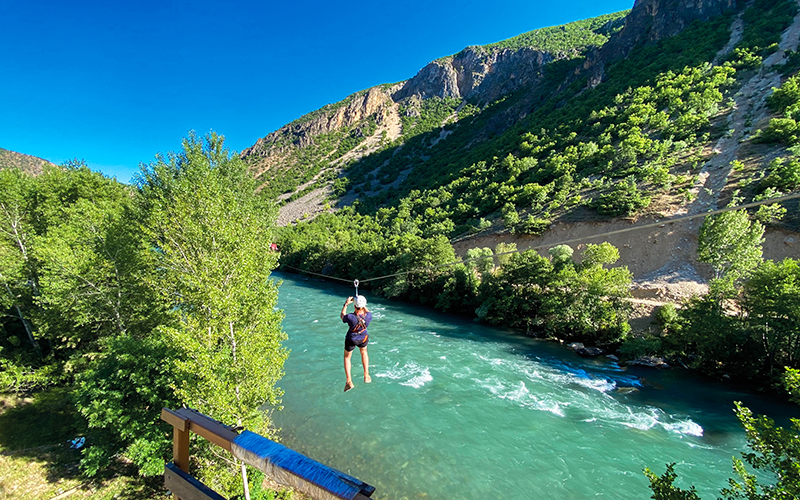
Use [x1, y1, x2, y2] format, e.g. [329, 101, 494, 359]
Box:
[242, 87, 394, 160]
[241, 46, 560, 184]
[587, 0, 737, 85]
[242, 0, 739, 195]
[392, 46, 556, 104]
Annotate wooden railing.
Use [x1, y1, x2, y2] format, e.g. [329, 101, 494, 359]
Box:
[161, 407, 375, 500]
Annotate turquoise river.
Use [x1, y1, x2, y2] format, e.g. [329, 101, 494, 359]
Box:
[270, 271, 794, 499]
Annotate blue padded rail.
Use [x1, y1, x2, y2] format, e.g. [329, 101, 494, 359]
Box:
[231, 431, 375, 500]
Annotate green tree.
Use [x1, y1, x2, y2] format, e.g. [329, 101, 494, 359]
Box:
[644, 463, 701, 500]
[594, 176, 651, 216]
[32, 180, 154, 352]
[741, 259, 800, 375]
[721, 402, 800, 500]
[697, 207, 764, 288]
[466, 247, 494, 275]
[494, 242, 518, 267]
[0, 168, 40, 356]
[74, 334, 179, 477]
[137, 132, 287, 495]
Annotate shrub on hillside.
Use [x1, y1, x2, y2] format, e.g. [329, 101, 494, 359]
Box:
[593, 176, 651, 216]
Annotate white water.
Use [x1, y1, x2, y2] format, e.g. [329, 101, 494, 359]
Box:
[269, 272, 793, 499]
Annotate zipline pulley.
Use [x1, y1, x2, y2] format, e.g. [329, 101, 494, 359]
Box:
[353, 279, 359, 297]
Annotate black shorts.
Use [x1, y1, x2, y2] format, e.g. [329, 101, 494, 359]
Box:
[344, 334, 368, 352]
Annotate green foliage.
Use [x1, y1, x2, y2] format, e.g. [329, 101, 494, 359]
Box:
[656, 303, 680, 329]
[0, 133, 288, 495]
[739, 0, 799, 57]
[741, 259, 800, 374]
[662, 294, 758, 376]
[758, 73, 800, 146]
[697, 208, 764, 283]
[644, 463, 701, 500]
[137, 132, 287, 435]
[74, 334, 179, 476]
[660, 256, 800, 384]
[482, 11, 628, 55]
[721, 402, 800, 500]
[136, 132, 287, 495]
[753, 188, 788, 224]
[466, 247, 494, 275]
[760, 157, 800, 192]
[648, 368, 800, 500]
[494, 242, 517, 267]
[619, 334, 663, 359]
[501, 202, 520, 230]
[594, 176, 651, 216]
[768, 74, 800, 113]
[784, 368, 800, 404]
[477, 243, 631, 343]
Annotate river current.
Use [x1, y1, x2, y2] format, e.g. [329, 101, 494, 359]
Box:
[270, 271, 794, 499]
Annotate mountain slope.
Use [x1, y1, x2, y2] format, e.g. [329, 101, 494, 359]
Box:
[0, 148, 56, 176]
[267, 0, 800, 299]
[241, 11, 628, 212]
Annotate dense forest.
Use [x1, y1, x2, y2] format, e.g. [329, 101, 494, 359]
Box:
[2, 0, 800, 498]
[0, 136, 287, 497]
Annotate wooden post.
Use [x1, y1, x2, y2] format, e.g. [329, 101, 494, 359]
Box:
[162, 408, 191, 473]
[174, 426, 190, 473]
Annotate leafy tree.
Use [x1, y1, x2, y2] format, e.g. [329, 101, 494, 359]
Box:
[721, 402, 800, 500]
[32, 179, 154, 352]
[548, 244, 574, 268]
[494, 242, 517, 267]
[644, 463, 701, 500]
[760, 157, 800, 192]
[594, 176, 651, 216]
[137, 132, 287, 495]
[742, 259, 800, 375]
[697, 207, 764, 287]
[0, 168, 40, 356]
[546, 243, 632, 343]
[466, 247, 494, 275]
[74, 334, 179, 477]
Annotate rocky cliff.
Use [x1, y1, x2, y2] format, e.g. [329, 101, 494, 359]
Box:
[392, 46, 556, 105]
[242, 0, 742, 201]
[241, 87, 396, 177]
[241, 44, 562, 187]
[587, 0, 738, 85]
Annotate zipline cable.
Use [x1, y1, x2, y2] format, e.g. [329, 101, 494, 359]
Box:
[279, 191, 800, 287]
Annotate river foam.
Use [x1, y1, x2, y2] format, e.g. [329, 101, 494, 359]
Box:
[272, 272, 760, 500]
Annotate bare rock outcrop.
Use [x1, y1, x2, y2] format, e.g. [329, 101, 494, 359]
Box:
[241, 87, 395, 177]
[392, 46, 556, 105]
[586, 0, 737, 86]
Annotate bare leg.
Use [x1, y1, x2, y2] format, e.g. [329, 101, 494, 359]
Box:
[360, 347, 371, 383]
[344, 350, 354, 392]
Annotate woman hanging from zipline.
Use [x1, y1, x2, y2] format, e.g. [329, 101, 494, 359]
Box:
[340, 295, 372, 392]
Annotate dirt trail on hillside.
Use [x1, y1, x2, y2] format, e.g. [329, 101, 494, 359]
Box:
[455, 4, 800, 321]
[278, 5, 800, 328]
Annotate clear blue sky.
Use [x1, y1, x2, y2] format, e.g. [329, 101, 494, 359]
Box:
[1, 0, 632, 183]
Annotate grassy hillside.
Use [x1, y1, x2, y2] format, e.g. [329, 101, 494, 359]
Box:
[0, 148, 56, 176]
[481, 11, 627, 54]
